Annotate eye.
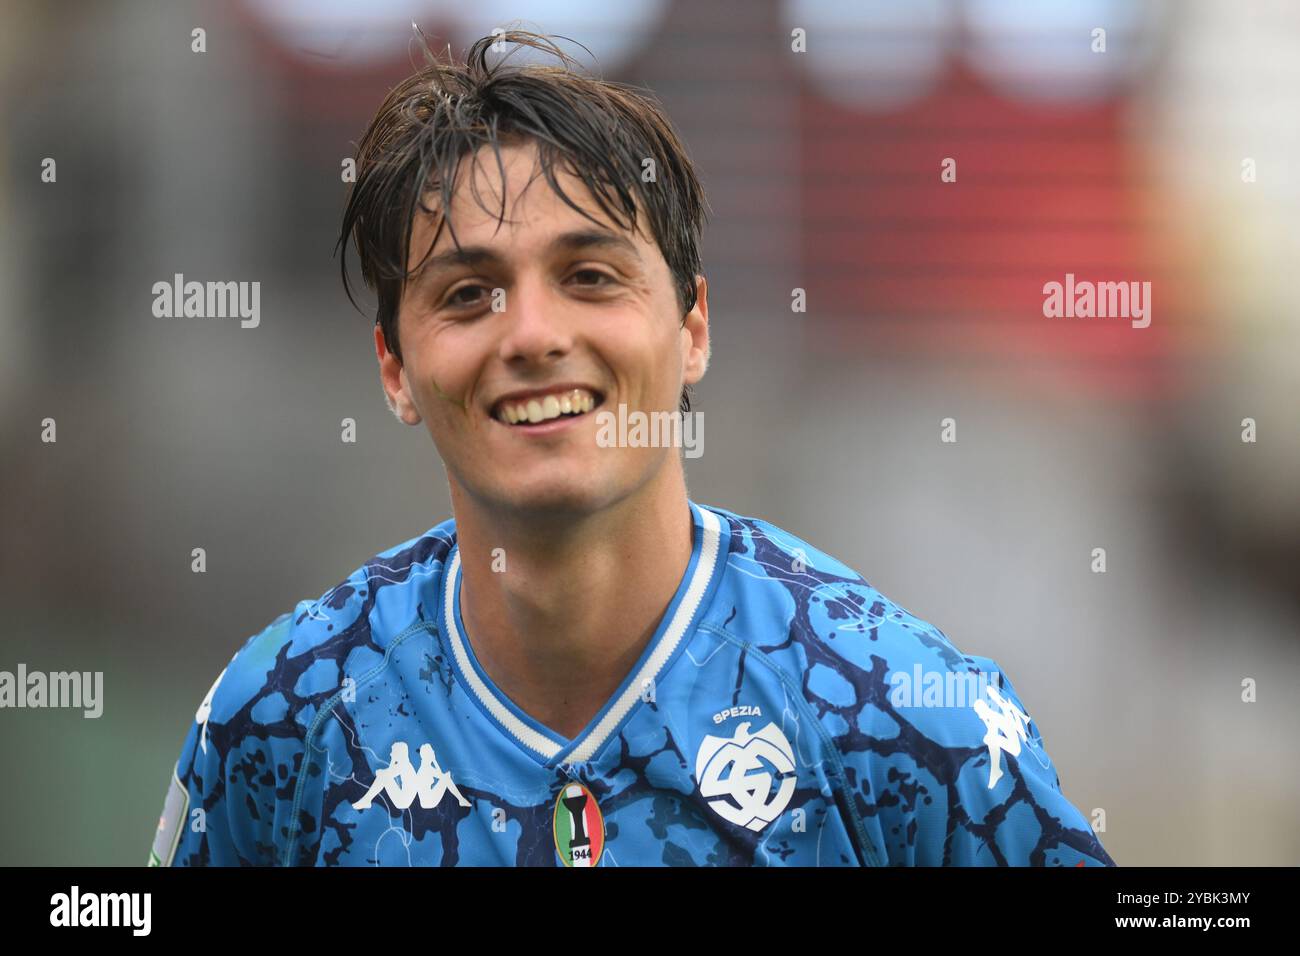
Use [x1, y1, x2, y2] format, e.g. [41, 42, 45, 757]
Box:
[569, 268, 614, 288]
[442, 283, 489, 309]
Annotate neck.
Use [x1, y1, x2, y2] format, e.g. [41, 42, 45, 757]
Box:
[450, 462, 694, 741]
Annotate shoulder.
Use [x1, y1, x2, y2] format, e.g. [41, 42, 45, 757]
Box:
[166, 520, 459, 864]
[703, 505, 1113, 863]
[191, 518, 457, 759]
[706, 504, 971, 674]
[703, 503, 1014, 745]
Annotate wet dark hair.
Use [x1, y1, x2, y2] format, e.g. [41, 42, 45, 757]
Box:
[338, 28, 710, 414]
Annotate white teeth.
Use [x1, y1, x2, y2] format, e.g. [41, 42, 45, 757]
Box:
[496, 388, 600, 425]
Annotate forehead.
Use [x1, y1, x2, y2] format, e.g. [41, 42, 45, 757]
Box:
[407, 140, 656, 269]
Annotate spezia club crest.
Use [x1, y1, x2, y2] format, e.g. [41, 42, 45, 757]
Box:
[552, 782, 605, 867]
[695, 721, 796, 832]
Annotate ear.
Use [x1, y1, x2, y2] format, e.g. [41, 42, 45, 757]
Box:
[681, 274, 710, 386]
[375, 324, 423, 425]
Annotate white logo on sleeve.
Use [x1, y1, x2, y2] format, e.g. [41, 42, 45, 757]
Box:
[195, 666, 227, 755]
[695, 721, 797, 832]
[352, 741, 471, 812]
[972, 684, 1033, 789]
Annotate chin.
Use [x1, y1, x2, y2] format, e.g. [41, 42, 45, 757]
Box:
[488, 476, 616, 519]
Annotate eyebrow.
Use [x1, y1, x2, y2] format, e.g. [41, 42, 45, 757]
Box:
[412, 229, 643, 285]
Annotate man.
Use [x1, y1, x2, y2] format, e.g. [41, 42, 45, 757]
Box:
[150, 30, 1113, 867]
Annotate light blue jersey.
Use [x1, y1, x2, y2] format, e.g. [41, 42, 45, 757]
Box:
[150, 500, 1114, 866]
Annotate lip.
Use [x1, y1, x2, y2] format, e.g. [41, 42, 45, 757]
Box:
[488, 384, 605, 422]
[492, 406, 599, 436]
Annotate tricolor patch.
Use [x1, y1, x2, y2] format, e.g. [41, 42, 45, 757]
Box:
[148, 764, 188, 867]
[552, 782, 604, 867]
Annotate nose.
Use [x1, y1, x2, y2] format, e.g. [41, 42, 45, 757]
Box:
[495, 269, 574, 367]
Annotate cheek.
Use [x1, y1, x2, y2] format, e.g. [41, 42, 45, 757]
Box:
[646, 324, 686, 392]
[407, 327, 485, 411]
[600, 316, 679, 387]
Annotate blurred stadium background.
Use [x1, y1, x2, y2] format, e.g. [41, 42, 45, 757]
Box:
[0, 0, 1297, 865]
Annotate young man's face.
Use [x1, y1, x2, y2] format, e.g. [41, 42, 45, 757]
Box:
[377, 139, 709, 519]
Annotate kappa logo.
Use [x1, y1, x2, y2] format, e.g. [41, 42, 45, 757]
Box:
[195, 666, 227, 755]
[352, 741, 471, 812]
[695, 720, 796, 832]
[971, 684, 1033, 789]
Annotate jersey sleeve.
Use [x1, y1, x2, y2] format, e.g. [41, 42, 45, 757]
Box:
[836, 634, 1116, 866]
[148, 612, 306, 867]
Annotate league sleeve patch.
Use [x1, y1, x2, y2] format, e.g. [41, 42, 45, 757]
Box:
[148, 764, 189, 867]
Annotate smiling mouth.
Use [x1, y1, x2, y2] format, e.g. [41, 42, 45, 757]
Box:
[491, 387, 605, 426]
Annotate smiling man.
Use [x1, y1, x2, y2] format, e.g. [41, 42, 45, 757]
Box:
[375, 131, 707, 744]
[150, 30, 1114, 868]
